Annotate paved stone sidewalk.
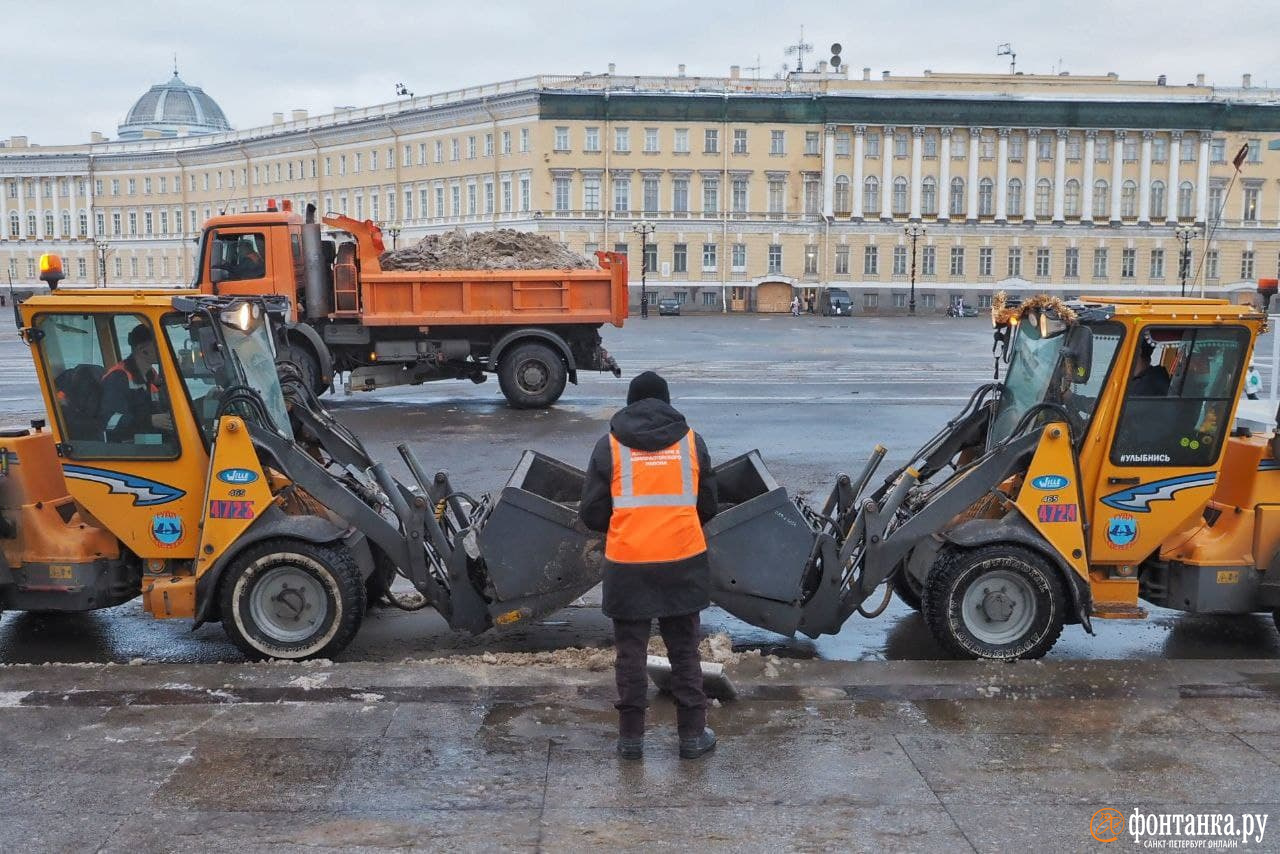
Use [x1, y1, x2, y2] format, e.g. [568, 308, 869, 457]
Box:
[2, 656, 1278, 852]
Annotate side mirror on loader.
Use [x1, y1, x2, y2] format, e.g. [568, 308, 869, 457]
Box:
[1063, 324, 1093, 384]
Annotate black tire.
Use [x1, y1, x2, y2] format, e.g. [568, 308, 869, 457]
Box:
[891, 567, 924, 612]
[364, 552, 397, 609]
[219, 538, 366, 661]
[923, 544, 1067, 661]
[281, 340, 326, 397]
[497, 342, 567, 409]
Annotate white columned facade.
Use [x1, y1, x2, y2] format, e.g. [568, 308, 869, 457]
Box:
[822, 125, 836, 219]
[1111, 131, 1126, 225]
[966, 127, 980, 222]
[1053, 129, 1068, 224]
[1167, 131, 1182, 224]
[1196, 131, 1211, 225]
[852, 126, 865, 221]
[1138, 130, 1153, 225]
[1023, 128, 1039, 223]
[17, 180, 27, 240]
[1082, 130, 1096, 223]
[0, 180, 8, 239]
[996, 129, 1009, 223]
[938, 127, 952, 221]
[909, 126, 924, 221]
[881, 126, 895, 221]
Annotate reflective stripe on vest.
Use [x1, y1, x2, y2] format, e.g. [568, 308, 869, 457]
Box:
[606, 429, 706, 564]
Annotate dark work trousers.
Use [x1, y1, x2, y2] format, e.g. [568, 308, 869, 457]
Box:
[613, 612, 706, 739]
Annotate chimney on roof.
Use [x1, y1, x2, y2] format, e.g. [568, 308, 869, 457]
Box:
[1157, 74, 1166, 86]
[882, 70, 890, 80]
[818, 60, 828, 73]
[678, 64, 686, 77]
[1107, 72, 1118, 80]
[90, 132, 104, 143]
[1196, 73, 1205, 86]
[272, 112, 284, 124]
[923, 69, 931, 76]
[729, 65, 740, 79]
[1243, 73, 1252, 88]
[292, 109, 308, 121]
[863, 66, 871, 81]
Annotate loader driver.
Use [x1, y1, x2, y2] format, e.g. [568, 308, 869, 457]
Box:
[579, 370, 720, 761]
[100, 324, 174, 443]
[1128, 335, 1171, 398]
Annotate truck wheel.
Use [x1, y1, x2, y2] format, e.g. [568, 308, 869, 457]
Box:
[498, 342, 567, 409]
[281, 341, 326, 397]
[923, 544, 1067, 661]
[219, 538, 366, 661]
[891, 568, 924, 612]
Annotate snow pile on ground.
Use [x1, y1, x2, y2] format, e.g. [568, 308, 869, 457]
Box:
[410, 632, 755, 672]
[379, 228, 595, 271]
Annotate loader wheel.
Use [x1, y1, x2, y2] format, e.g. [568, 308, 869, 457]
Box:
[891, 568, 924, 612]
[281, 341, 326, 397]
[924, 545, 1067, 661]
[220, 538, 365, 661]
[498, 342, 566, 409]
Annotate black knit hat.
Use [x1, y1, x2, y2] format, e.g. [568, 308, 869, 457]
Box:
[627, 370, 670, 405]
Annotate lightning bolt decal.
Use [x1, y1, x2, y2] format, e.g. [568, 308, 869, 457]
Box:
[1100, 472, 1217, 513]
[62, 465, 185, 507]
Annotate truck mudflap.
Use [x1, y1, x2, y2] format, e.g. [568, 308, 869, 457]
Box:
[469, 451, 604, 628]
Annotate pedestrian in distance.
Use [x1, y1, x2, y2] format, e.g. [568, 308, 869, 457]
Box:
[579, 370, 719, 761]
[1245, 361, 1262, 400]
[790, 295, 801, 317]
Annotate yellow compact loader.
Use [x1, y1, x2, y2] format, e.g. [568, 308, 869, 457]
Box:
[0, 255, 603, 660]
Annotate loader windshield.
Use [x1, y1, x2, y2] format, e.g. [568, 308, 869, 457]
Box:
[988, 313, 1068, 445]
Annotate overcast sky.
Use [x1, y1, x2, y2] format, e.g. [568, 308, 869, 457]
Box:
[6, 0, 1278, 144]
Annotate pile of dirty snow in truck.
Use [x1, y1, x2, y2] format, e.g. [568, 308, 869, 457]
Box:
[380, 228, 595, 271]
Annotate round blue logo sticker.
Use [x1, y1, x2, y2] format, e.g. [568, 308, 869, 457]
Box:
[1106, 514, 1138, 549]
[152, 513, 184, 548]
[1031, 474, 1070, 491]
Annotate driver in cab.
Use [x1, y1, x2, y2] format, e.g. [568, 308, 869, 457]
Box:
[232, 238, 265, 279]
[100, 324, 174, 442]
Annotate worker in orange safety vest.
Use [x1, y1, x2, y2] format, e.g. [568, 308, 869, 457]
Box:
[580, 370, 719, 760]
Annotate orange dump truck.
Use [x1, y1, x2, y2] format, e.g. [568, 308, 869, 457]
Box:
[196, 201, 626, 407]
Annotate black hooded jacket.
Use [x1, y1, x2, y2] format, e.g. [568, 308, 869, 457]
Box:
[580, 398, 718, 619]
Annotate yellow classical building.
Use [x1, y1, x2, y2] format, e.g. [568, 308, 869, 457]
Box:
[3, 64, 1279, 312]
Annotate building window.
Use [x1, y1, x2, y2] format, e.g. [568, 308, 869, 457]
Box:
[949, 246, 965, 277]
[833, 176, 851, 214]
[1243, 186, 1260, 222]
[864, 292, 879, 309]
[673, 244, 687, 274]
[1007, 247, 1022, 278]
[1205, 249, 1219, 279]
[704, 129, 719, 154]
[1066, 134, 1082, 160]
[674, 129, 689, 153]
[673, 178, 689, 214]
[434, 141, 444, 163]
[1121, 181, 1138, 218]
[1035, 247, 1051, 278]
[980, 134, 995, 159]
[949, 178, 965, 216]
[1009, 134, 1025, 160]
[864, 245, 879, 275]
[1152, 137, 1168, 163]
[1177, 182, 1194, 219]
[835, 245, 849, 275]
[804, 245, 819, 275]
[1121, 248, 1136, 278]
[643, 242, 657, 275]
[768, 179, 784, 217]
[1036, 134, 1053, 160]
[892, 293, 907, 309]
[923, 133, 938, 158]
[892, 177, 908, 215]
[864, 176, 881, 214]
[1248, 139, 1262, 163]
[584, 127, 600, 152]
[645, 128, 659, 153]
[1035, 178, 1052, 217]
[1180, 136, 1196, 162]
[732, 243, 746, 271]
[1242, 250, 1255, 279]
[702, 242, 717, 271]
[894, 133, 908, 158]
[733, 129, 748, 154]
[702, 177, 719, 217]
[893, 246, 908, 275]
[921, 177, 937, 216]
[1150, 180, 1167, 220]
[450, 140, 459, 161]
[1208, 185, 1225, 224]
[979, 246, 993, 277]
[803, 176, 820, 215]
[1065, 247, 1080, 278]
[1094, 179, 1110, 219]
[643, 177, 660, 214]
[865, 132, 880, 157]
[1064, 179, 1081, 217]
[1007, 178, 1023, 217]
[835, 132, 850, 156]
[467, 137, 477, 159]
[805, 131, 820, 155]
[1123, 136, 1139, 162]
[770, 130, 785, 155]
[614, 128, 630, 153]
[732, 178, 749, 214]
[920, 293, 937, 309]
[702, 291, 718, 307]
[979, 178, 994, 216]
[613, 177, 630, 214]
[921, 245, 936, 276]
[767, 244, 782, 274]
[1151, 249, 1165, 279]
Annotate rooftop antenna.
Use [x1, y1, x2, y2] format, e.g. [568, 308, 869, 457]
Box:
[745, 54, 762, 80]
[394, 82, 414, 98]
[785, 26, 814, 73]
[173, 52, 179, 77]
[997, 43, 1016, 74]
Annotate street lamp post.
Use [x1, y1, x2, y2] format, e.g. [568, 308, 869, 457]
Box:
[633, 220, 655, 318]
[1175, 225, 1200, 297]
[903, 224, 925, 315]
[94, 239, 112, 287]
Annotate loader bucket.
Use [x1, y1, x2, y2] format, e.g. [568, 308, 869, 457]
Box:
[475, 451, 604, 626]
[705, 451, 826, 636]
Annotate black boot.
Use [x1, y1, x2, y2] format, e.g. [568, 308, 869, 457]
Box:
[678, 727, 717, 760]
[616, 736, 644, 760]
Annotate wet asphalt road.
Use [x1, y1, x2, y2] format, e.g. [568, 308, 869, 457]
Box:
[1, 312, 1279, 664]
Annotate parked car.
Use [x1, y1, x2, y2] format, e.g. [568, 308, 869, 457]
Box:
[819, 288, 853, 317]
[658, 298, 681, 316]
